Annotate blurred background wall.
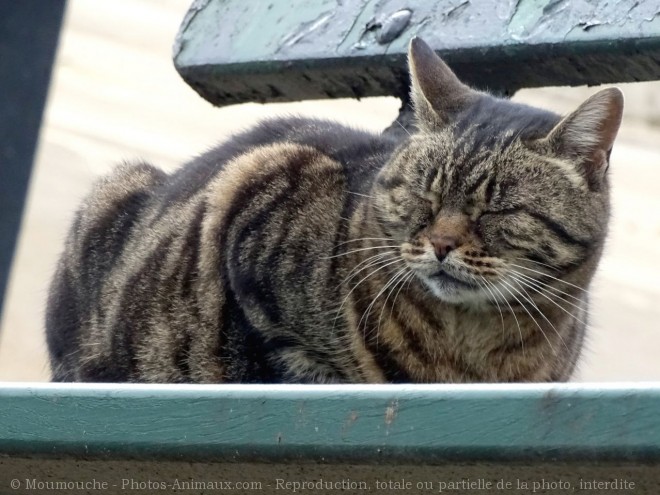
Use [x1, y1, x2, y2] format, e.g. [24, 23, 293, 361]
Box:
[0, 0, 658, 382]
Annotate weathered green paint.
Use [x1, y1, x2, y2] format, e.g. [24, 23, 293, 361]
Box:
[173, 0, 660, 105]
[1, 383, 660, 462]
[3, 384, 660, 492]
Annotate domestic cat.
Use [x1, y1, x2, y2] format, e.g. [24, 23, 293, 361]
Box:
[46, 37, 623, 383]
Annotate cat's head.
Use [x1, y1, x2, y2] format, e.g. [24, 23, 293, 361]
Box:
[373, 37, 623, 305]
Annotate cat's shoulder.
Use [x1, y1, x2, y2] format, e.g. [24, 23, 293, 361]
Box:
[165, 115, 395, 203]
[205, 115, 388, 162]
[77, 161, 166, 228]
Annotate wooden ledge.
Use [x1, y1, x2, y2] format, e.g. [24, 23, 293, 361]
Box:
[1, 382, 660, 463]
[173, 0, 660, 105]
[2, 383, 660, 492]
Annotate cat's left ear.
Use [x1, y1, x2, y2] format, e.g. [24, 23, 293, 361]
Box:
[408, 37, 476, 130]
[544, 88, 624, 189]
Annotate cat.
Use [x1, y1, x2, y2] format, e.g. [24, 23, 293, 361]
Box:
[46, 37, 623, 384]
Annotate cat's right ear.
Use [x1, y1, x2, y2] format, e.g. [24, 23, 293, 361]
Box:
[408, 37, 475, 131]
[543, 88, 623, 190]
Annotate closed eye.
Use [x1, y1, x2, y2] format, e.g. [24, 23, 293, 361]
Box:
[418, 191, 440, 214]
[481, 206, 525, 216]
[481, 206, 590, 248]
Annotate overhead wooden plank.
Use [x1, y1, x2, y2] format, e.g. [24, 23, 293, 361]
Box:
[1, 383, 660, 462]
[173, 0, 660, 105]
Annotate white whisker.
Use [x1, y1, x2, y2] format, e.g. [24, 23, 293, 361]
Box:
[394, 119, 412, 137]
[331, 257, 403, 335]
[341, 253, 398, 286]
[375, 267, 412, 346]
[333, 237, 394, 247]
[500, 280, 556, 354]
[322, 245, 400, 260]
[509, 270, 585, 305]
[346, 190, 377, 199]
[358, 265, 408, 340]
[486, 279, 525, 358]
[509, 263, 588, 294]
[507, 277, 569, 352]
[391, 271, 415, 320]
[509, 272, 589, 327]
[514, 256, 576, 271]
[478, 276, 505, 337]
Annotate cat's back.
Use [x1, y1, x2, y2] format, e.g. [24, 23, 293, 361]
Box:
[164, 116, 397, 205]
[46, 116, 397, 382]
[60, 116, 393, 270]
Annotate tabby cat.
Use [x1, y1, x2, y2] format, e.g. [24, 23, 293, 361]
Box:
[46, 37, 623, 383]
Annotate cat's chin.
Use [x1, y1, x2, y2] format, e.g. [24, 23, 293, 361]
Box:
[420, 272, 488, 306]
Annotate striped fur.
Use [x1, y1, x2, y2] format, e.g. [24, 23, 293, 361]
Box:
[46, 38, 622, 383]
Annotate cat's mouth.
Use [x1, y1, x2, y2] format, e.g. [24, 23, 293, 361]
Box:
[428, 269, 477, 289]
[420, 267, 486, 304]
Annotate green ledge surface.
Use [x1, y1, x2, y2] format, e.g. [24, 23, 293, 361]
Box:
[1, 383, 660, 463]
[173, 0, 660, 104]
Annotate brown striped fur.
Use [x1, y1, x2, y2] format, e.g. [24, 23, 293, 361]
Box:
[46, 38, 622, 383]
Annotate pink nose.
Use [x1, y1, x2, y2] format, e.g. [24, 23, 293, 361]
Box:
[430, 235, 460, 261]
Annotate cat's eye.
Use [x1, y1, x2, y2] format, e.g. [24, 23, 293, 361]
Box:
[463, 197, 481, 220]
[421, 191, 441, 215]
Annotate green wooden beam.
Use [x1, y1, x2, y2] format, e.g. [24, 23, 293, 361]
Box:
[173, 0, 660, 105]
[3, 383, 660, 492]
[2, 383, 660, 462]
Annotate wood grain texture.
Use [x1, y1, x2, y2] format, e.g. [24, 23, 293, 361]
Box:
[1, 383, 660, 462]
[0, 384, 659, 492]
[174, 0, 660, 104]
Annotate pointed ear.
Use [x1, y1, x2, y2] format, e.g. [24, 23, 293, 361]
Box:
[545, 88, 623, 189]
[408, 37, 475, 130]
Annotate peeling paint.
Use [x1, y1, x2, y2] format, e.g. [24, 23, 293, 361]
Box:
[626, 1, 641, 17]
[509, 0, 660, 41]
[442, 0, 470, 20]
[336, 0, 371, 52]
[296, 401, 309, 427]
[357, 8, 413, 49]
[503, 0, 522, 22]
[340, 410, 360, 437]
[281, 11, 335, 48]
[385, 400, 399, 425]
[644, 9, 660, 23]
[579, 19, 606, 31]
[172, 0, 211, 60]
[542, 0, 567, 16]
[175, 0, 660, 106]
[376, 9, 413, 44]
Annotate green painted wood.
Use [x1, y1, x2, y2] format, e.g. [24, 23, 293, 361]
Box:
[173, 0, 660, 105]
[1, 383, 660, 463]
